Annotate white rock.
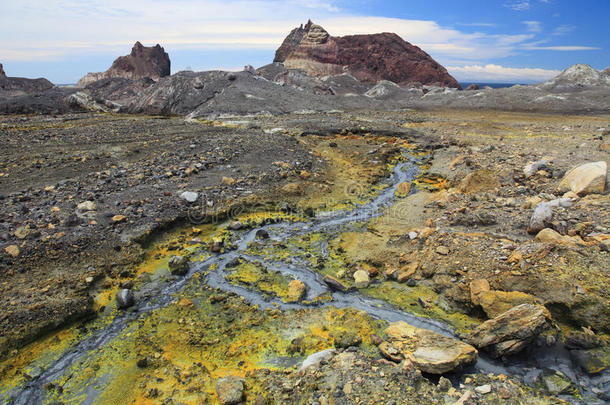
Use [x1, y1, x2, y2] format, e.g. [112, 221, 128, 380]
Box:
[353, 269, 370, 288]
[300, 349, 336, 372]
[475, 384, 492, 394]
[180, 191, 199, 203]
[558, 161, 607, 195]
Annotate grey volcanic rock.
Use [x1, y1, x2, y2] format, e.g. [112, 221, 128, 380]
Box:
[538, 64, 610, 92]
[0, 63, 5, 77]
[274, 20, 461, 88]
[0, 75, 54, 100]
[78, 42, 170, 87]
[85, 77, 155, 106]
[128, 70, 377, 117]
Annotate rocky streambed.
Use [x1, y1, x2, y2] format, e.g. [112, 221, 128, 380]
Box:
[1, 110, 609, 404]
[1, 142, 608, 404]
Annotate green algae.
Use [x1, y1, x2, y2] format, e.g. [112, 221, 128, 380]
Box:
[362, 282, 483, 335]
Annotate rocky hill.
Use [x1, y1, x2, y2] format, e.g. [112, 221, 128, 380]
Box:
[77, 42, 170, 87]
[537, 64, 610, 92]
[274, 20, 460, 89]
[0, 63, 55, 102]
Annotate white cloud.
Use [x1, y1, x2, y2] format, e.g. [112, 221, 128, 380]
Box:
[504, 1, 531, 11]
[523, 21, 542, 33]
[552, 25, 575, 36]
[447, 64, 561, 83]
[525, 46, 600, 51]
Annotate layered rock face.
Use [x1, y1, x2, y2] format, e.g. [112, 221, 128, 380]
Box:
[274, 20, 460, 89]
[78, 42, 170, 87]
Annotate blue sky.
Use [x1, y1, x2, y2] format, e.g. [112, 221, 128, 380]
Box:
[1, 0, 608, 83]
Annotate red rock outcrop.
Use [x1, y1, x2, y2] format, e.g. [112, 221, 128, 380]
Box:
[274, 20, 460, 89]
[78, 42, 170, 87]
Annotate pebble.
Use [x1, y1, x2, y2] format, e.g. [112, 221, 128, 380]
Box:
[474, 384, 492, 394]
[180, 191, 199, 203]
[436, 246, 450, 255]
[116, 288, 135, 309]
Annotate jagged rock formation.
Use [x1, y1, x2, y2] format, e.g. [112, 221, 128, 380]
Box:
[538, 64, 610, 92]
[0, 63, 5, 78]
[78, 42, 170, 87]
[274, 20, 460, 89]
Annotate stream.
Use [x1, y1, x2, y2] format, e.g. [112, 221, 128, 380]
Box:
[5, 154, 609, 404]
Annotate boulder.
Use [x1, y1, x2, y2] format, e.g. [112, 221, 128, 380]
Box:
[477, 290, 538, 318]
[535, 228, 584, 247]
[458, 169, 499, 194]
[557, 161, 607, 195]
[300, 348, 336, 372]
[116, 289, 135, 309]
[384, 321, 477, 374]
[468, 304, 552, 358]
[323, 274, 350, 292]
[286, 279, 306, 302]
[168, 255, 189, 275]
[353, 269, 370, 288]
[469, 279, 490, 306]
[180, 191, 198, 203]
[274, 20, 461, 89]
[215, 376, 245, 405]
[465, 84, 479, 91]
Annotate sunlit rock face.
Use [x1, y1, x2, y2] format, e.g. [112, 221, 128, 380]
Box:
[274, 20, 461, 89]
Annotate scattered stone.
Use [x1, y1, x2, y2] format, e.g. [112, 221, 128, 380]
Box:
[77, 201, 97, 212]
[168, 255, 189, 275]
[281, 182, 304, 195]
[558, 161, 607, 195]
[210, 240, 223, 252]
[535, 228, 584, 247]
[396, 182, 411, 195]
[116, 289, 135, 309]
[524, 159, 549, 177]
[286, 279, 306, 302]
[300, 349, 336, 372]
[477, 290, 539, 318]
[136, 357, 148, 368]
[469, 279, 490, 306]
[323, 275, 349, 292]
[222, 176, 236, 186]
[111, 214, 127, 223]
[397, 262, 418, 283]
[539, 371, 573, 395]
[458, 169, 499, 194]
[379, 341, 403, 362]
[353, 269, 370, 288]
[468, 304, 552, 358]
[384, 321, 478, 374]
[474, 384, 492, 395]
[332, 331, 362, 349]
[528, 198, 572, 234]
[255, 229, 269, 239]
[437, 376, 452, 391]
[436, 246, 450, 255]
[215, 376, 245, 405]
[180, 191, 198, 203]
[229, 221, 242, 230]
[5, 245, 20, 257]
[14, 225, 40, 240]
